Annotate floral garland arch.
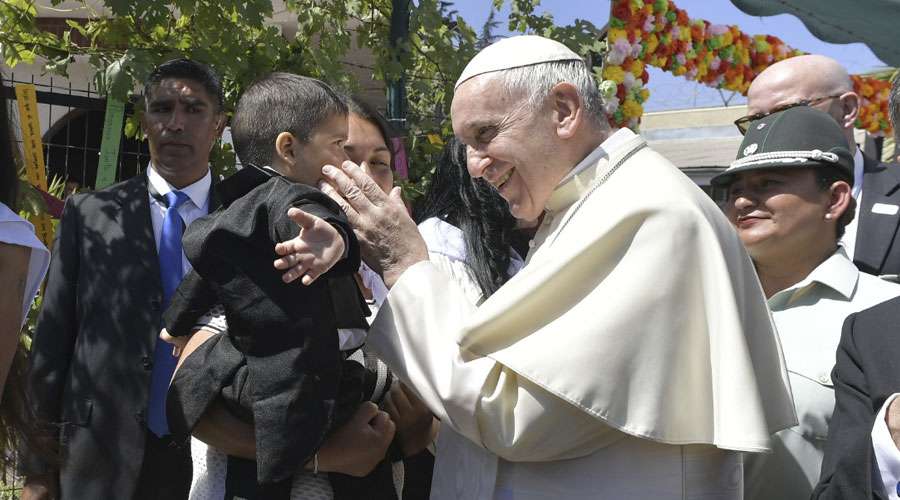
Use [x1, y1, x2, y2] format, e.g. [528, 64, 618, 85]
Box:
[602, 0, 893, 136]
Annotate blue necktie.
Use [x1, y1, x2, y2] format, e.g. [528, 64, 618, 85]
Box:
[148, 190, 190, 436]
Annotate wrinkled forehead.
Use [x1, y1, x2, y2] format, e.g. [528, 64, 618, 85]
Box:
[450, 75, 524, 141]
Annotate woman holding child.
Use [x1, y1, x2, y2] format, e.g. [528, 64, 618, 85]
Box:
[169, 84, 434, 500]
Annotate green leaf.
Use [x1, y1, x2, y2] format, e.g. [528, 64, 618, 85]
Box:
[105, 54, 133, 100]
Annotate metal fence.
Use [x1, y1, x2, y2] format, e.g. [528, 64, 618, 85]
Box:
[3, 73, 151, 193]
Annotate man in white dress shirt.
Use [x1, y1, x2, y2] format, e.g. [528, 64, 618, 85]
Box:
[276, 35, 798, 499]
[21, 59, 225, 500]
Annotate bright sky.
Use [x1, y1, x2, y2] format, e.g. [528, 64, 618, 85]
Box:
[452, 0, 889, 112]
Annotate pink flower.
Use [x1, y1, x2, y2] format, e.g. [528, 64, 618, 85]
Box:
[709, 56, 721, 70]
[631, 42, 643, 58]
[708, 24, 729, 36]
[604, 96, 621, 115]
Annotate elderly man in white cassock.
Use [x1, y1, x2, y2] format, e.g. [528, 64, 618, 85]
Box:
[276, 35, 797, 499]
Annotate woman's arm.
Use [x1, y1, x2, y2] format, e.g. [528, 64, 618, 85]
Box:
[167, 328, 397, 476]
[0, 242, 31, 399]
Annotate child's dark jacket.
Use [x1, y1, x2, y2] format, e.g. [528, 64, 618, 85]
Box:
[163, 165, 371, 486]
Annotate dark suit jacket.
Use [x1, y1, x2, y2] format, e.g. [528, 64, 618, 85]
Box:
[854, 154, 900, 276]
[813, 296, 900, 500]
[21, 174, 213, 499]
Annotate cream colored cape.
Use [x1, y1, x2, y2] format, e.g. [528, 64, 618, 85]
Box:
[369, 131, 797, 463]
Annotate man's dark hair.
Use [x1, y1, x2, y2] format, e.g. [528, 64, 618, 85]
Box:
[143, 58, 224, 111]
[814, 165, 855, 239]
[231, 73, 348, 167]
[414, 138, 519, 298]
[340, 93, 396, 166]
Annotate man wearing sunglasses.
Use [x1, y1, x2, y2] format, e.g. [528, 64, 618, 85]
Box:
[740, 54, 900, 278]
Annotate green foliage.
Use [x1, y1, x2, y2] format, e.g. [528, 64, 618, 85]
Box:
[1, 0, 604, 196]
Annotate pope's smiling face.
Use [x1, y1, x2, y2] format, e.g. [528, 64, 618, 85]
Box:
[451, 75, 571, 221]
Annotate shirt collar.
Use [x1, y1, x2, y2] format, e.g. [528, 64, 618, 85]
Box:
[768, 247, 859, 309]
[147, 163, 212, 210]
[556, 128, 636, 186]
[546, 128, 642, 213]
[853, 147, 864, 198]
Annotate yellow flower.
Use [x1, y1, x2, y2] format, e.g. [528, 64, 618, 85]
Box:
[609, 28, 628, 42]
[646, 33, 659, 54]
[680, 26, 691, 42]
[603, 65, 627, 84]
[640, 88, 650, 101]
[721, 30, 733, 46]
[623, 99, 644, 118]
[630, 60, 645, 77]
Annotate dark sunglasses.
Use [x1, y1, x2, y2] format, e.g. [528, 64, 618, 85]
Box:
[734, 94, 842, 135]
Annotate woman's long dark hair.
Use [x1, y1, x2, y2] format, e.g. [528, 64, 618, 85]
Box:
[1, 74, 18, 210]
[415, 138, 518, 298]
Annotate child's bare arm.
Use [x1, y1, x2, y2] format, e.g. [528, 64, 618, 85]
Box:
[273, 207, 346, 285]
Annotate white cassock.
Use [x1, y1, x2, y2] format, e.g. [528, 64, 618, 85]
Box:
[368, 129, 798, 499]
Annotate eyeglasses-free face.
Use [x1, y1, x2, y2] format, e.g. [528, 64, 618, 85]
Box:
[734, 94, 843, 135]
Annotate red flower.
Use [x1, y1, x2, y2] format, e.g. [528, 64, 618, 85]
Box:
[641, 69, 649, 83]
[612, 2, 631, 20]
[676, 9, 689, 24]
[616, 84, 627, 100]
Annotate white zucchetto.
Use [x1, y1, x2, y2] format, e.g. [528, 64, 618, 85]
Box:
[455, 35, 584, 89]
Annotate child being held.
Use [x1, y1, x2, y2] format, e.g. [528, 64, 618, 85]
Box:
[162, 73, 385, 498]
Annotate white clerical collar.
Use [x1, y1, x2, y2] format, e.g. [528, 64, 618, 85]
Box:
[557, 128, 636, 186]
[147, 163, 212, 210]
[852, 147, 864, 199]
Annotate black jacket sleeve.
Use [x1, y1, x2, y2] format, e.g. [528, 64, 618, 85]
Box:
[813, 312, 888, 500]
[19, 195, 84, 476]
[163, 270, 219, 337]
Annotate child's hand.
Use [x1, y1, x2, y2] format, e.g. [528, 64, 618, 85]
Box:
[274, 207, 346, 285]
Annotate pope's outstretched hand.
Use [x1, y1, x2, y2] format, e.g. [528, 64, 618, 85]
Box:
[275, 160, 428, 288]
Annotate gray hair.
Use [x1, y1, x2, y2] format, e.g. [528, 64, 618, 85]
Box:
[890, 71, 900, 145]
[486, 60, 608, 130]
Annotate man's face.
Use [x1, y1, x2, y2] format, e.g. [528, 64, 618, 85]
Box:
[289, 113, 350, 186]
[451, 76, 564, 221]
[142, 77, 223, 188]
[724, 168, 832, 262]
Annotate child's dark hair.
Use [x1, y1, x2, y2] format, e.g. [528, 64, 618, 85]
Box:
[415, 138, 518, 298]
[144, 58, 224, 112]
[231, 73, 348, 167]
